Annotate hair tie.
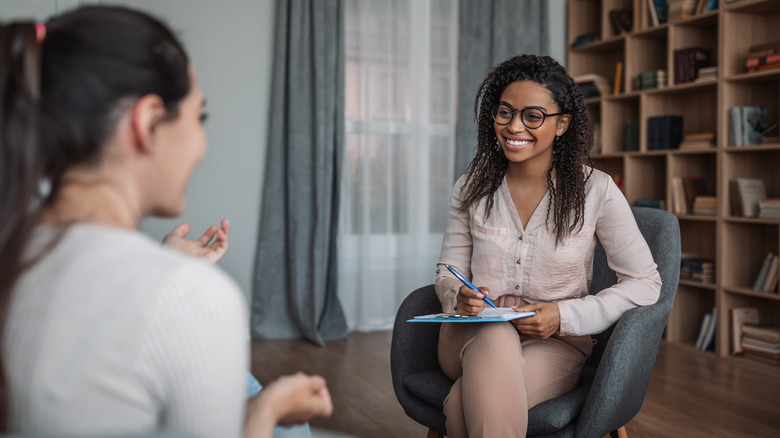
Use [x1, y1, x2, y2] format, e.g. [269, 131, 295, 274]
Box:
[35, 22, 46, 43]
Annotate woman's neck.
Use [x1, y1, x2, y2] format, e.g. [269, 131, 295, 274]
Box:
[40, 171, 142, 230]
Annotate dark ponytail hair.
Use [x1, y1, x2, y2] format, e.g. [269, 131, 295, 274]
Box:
[0, 6, 190, 430]
[460, 54, 594, 245]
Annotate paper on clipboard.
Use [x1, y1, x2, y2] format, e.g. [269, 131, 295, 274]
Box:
[408, 307, 535, 323]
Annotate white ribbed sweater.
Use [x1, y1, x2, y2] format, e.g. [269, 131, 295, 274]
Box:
[4, 224, 247, 438]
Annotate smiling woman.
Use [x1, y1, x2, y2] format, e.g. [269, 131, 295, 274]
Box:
[432, 54, 662, 438]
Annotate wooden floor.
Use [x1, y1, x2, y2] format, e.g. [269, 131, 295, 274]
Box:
[250, 331, 780, 438]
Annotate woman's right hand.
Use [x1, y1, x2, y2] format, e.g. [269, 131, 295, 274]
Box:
[455, 284, 490, 316]
[245, 373, 333, 438]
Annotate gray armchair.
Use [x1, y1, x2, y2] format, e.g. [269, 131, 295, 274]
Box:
[391, 206, 681, 437]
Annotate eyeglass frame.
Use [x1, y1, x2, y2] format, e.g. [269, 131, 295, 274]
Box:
[491, 103, 564, 129]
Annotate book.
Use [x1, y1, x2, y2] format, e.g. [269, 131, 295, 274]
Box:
[648, 115, 683, 150]
[671, 176, 687, 215]
[758, 198, 780, 219]
[735, 177, 767, 217]
[742, 325, 780, 343]
[692, 196, 716, 216]
[745, 53, 780, 69]
[701, 307, 717, 351]
[741, 106, 767, 145]
[729, 107, 743, 146]
[408, 307, 536, 323]
[573, 74, 612, 98]
[613, 61, 624, 95]
[752, 253, 774, 292]
[669, 0, 697, 21]
[680, 257, 715, 283]
[673, 47, 711, 84]
[680, 131, 715, 150]
[730, 307, 759, 355]
[747, 40, 780, 58]
[695, 312, 712, 350]
[760, 254, 779, 293]
[625, 118, 639, 151]
[647, 0, 660, 26]
[634, 199, 666, 209]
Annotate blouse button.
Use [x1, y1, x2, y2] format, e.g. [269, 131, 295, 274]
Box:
[519, 235, 524, 241]
[516, 260, 521, 264]
[515, 285, 520, 290]
[436, 269, 440, 274]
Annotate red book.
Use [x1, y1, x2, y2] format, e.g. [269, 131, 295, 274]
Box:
[745, 53, 780, 68]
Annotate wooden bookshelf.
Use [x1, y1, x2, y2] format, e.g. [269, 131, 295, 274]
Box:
[568, 0, 780, 363]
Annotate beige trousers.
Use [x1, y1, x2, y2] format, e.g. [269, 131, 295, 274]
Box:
[438, 295, 593, 438]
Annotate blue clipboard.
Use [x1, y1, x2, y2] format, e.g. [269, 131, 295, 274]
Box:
[408, 308, 535, 323]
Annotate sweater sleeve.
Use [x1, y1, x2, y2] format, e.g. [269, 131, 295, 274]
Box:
[138, 262, 248, 438]
[556, 176, 662, 336]
[435, 175, 473, 313]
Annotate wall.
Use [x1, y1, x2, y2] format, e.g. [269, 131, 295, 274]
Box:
[1, 0, 568, 308]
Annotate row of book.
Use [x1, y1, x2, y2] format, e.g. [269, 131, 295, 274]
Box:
[680, 255, 714, 284]
[647, 115, 682, 150]
[633, 69, 666, 90]
[753, 253, 779, 294]
[694, 307, 716, 351]
[731, 307, 779, 365]
[728, 106, 769, 147]
[648, 0, 718, 27]
[758, 199, 780, 219]
[572, 74, 612, 99]
[670, 175, 713, 216]
[673, 47, 711, 84]
[745, 40, 780, 74]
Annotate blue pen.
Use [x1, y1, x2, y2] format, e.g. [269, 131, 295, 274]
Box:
[445, 264, 497, 308]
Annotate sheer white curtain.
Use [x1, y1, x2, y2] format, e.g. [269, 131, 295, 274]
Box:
[339, 0, 458, 331]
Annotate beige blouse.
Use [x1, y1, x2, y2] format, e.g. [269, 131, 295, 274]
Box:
[435, 167, 662, 336]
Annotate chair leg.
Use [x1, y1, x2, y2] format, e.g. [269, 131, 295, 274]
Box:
[426, 428, 442, 438]
[609, 426, 628, 438]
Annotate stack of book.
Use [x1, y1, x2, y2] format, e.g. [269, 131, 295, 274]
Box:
[679, 132, 715, 150]
[752, 253, 779, 293]
[668, 0, 698, 21]
[759, 199, 780, 219]
[633, 69, 667, 90]
[648, 115, 683, 150]
[693, 196, 717, 216]
[571, 33, 599, 48]
[741, 325, 780, 365]
[694, 65, 718, 83]
[729, 106, 768, 146]
[730, 307, 758, 356]
[573, 74, 612, 99]
[681, 256, 715, 284]
[745, 40, 780, 73]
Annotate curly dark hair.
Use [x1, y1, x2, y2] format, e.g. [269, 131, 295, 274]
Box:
[460, 54, 594, 245]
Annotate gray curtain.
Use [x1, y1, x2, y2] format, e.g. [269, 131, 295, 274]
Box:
[454, 0, 549, 178]
[251, 0, 347, 346]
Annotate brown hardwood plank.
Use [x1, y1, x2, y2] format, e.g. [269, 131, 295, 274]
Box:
[250, 332, 780, 438]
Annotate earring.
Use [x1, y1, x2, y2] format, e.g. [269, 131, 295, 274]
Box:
[495, 139, 500, 151]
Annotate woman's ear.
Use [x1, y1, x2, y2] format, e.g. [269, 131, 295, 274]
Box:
[130, 94, 166, 154]
[555, 114, 571, 137]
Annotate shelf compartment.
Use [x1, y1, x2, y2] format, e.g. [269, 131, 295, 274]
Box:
[589, 156, 624, 186]
[668, 15, 718, 86]
[720, 221, 779, 290]
[722, 3, 780, 78]
[680, 220, 717, 262]
[626, 31, 668, 93]
[602, 96, 640, 153]
[625, 154, 666, 205]
[718, 290, 780, 358]
[642, 86, 717, 151]
[666, 285, 715, 346]
[721, 148, 780, 217]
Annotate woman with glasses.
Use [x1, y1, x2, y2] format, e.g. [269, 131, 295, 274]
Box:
[433, 54, 662, 438]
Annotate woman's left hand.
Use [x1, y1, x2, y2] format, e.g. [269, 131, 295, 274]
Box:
[510, 302, 561, 339]
[163, 218, 230, 264]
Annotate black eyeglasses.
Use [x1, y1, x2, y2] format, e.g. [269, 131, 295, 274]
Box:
[491, 103, 563, 129]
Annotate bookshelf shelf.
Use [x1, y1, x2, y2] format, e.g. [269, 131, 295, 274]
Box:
[723, 287, 780, 301]
[569, 0, 780, 363]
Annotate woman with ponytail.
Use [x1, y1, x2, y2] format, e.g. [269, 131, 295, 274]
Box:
[432, 54, 662, 437]
[0, 6, 330, 438]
